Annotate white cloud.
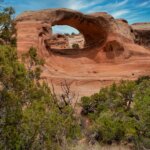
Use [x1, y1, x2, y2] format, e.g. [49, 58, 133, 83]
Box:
[138, 1, 150, 7]
[112, 9, 130, 18]
[68, 0, 106, 11]
[115, 0, 128, 7]
[87, 0, 128, 13]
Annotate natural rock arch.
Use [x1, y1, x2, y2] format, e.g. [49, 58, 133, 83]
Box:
[50, 9, 109, 47]
[15, 8, 110, 55]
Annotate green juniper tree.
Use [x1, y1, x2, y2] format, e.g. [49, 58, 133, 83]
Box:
[0, 6, 16, 45]
[0, 46, 81, 150]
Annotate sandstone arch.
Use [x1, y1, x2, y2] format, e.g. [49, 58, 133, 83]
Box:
[15, 8, 110, 55]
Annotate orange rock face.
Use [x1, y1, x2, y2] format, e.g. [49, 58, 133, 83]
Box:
[15, 8, 150, 97]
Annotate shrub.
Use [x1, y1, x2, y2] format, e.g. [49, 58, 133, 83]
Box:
[72, 43, 80, 49]
[94, 116, 125, 143]
[80, 78, 150, 147]
[136, 75, 150, 84]
[0, 45, 81, 150]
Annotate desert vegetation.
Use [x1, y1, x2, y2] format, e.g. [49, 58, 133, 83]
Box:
[81, 78, 150, 149]
[72, 43, 80, 49]
[0, 45, 81, 149]
[0, 7, 16, 46]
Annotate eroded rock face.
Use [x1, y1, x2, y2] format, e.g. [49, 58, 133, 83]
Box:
[132, 23, 150, 48]
[15, 9, 110, 54]
[15, 9, 150, 97]
[104, 40, 124, 59]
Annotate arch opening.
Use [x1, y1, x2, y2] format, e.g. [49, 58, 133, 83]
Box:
[49, 25, 85, 50]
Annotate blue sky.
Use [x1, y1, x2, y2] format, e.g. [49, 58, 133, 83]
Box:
[1, 0, 150, 33]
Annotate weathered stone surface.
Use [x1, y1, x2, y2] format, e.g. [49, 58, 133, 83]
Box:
[15, 9, 136, 55]
[15, 9, 110, 54]
[132, 23, 150, 48]
[103, 40, 124, 59]
[15, 8, 150, 97]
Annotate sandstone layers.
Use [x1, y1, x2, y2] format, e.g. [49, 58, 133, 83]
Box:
[15, 8, 150, 97]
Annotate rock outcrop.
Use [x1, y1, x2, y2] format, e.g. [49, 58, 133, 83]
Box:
[132, 23, 150, 48]
[15, 9, 109, 54]
[48, 34, 69, 49]
[15, 9, 150, 97]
